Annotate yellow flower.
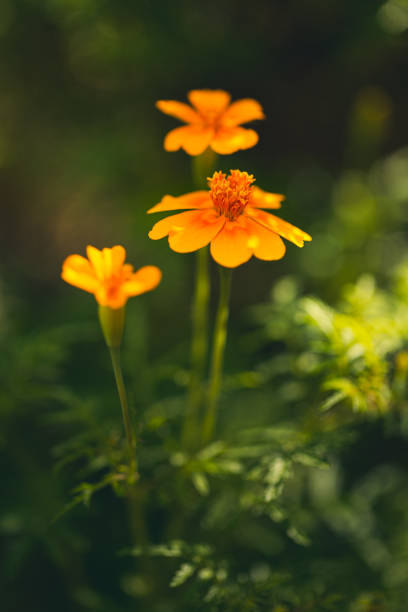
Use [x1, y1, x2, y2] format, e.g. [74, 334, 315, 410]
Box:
[61, 245, 162, 309]
[148, 170, 312, 268]
[156, 89, 265, 156]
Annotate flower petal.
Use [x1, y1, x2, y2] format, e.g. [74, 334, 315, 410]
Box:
[211, 127, 259, 154]
[123, 266, 162, 296]
[209, 217, 254, 268]
[148, 210, 224, 253]
[102, 245, 126, 278]
[221, 99, 265, 127]
[247, 208, 312, 247]
[188, 89, 231, 116]
[147, 191, 212, 214]
[156, 100, 201, 124]
[149, 211, 200, 241]
[250, 186, 284, 210]
[245, 217, 286, 260]
[164, 125, 214, 155]
[168, 210, 225, 253]
[86, 245, 104, 279]
[61, 254, 99, 293]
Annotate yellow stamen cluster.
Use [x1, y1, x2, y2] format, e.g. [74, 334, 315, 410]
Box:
[208, 170, 255, 221]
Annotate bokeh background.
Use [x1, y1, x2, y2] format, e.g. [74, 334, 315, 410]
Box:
[1, 1, 408, 610]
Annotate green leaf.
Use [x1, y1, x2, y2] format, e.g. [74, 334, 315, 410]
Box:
[170, 563, 195, 587]
[192, 472, 210, 496]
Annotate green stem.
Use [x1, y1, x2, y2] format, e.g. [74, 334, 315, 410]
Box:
[109, 347, 146, 550]
[182, 149, 217, 450]
[202, 267, 232, 444]
[183, 247, 210, 449]
[192, 147, 217, 188]
[109, 347, 137, 481]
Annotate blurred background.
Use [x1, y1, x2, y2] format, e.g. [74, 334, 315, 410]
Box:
[1, 1, 408, 610]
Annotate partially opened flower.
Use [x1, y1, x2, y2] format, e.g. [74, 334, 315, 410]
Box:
[62, 246, 161, 469]
[148, 170, 312, 268]
[156, 90, 265, 156]
[61, 245, 162, 309]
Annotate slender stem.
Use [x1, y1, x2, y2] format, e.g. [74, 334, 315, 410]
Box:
[202, 267, 232, 444]
[109, 347, 146, 551]
[182, 149, 217, 450]
[192, 147, 217, 188]
[109, 347, 137, 479]
[183, 247, 210, 448]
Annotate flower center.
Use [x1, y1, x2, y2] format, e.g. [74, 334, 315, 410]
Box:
[105, 276, 121, 301]
[208, 170, 255, 221]
[104, 265, 133, 299]
[200, 109, 222, 128]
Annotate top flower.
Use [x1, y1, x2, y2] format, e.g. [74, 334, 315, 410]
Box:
[156, 89, 265, 156]
[147, 170, 312, 268]
[61, 245, 162, 309]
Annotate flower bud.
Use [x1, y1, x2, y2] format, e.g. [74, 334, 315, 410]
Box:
[98, 305, 125, 348]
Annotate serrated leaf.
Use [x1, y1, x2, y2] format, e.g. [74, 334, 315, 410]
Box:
[320, 390, 347, 413]
[287, 526, 311, 547]
[197, 441, 225, 461]
[292, 453, 329, 468]
[301, 297, 334, 336]
[170, 562, 195, 587]
[192, 472, 209, 496]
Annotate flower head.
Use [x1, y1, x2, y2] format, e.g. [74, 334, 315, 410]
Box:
[209, 170, 255, 220]
[61, 245, 162, 309]
[156, 90, 265, 156]
[147, 170, 312, 268]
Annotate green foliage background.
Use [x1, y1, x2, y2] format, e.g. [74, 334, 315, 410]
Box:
[1, 1, 408, 610]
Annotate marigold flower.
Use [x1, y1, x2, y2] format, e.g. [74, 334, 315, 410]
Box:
[148, 170, 312, 268]
[61, 245, 162, 309]
[156, 89, 265, 156]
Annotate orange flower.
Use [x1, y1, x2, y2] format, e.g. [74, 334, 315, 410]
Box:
[156, 90, 265, 156]
[148, 170, 312, 268]
[61, 245, 162, 308]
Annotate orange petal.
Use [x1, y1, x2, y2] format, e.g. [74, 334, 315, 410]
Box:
[86, 245, 104, 279]
[188, 89, 231, 116]
[250, 187, 284, 210]
[123, 265, 162, 296]
[149, 210, 199, 241]
[148, 209, 224, 251]
[156, 99, 201, 124]
[147, 191, 212, 214]
[168, 209, 225, 253]
[247, 208, 312, 247]
[61, 254, 99, 293]
[164, 125, 214, 156]
[122, 263, 134, 277]
[211, 127, 259, 154]
[209, 217, 254, 268]
[221, 99, 265, 127]
[102, 245, 126, 277]
[245, 217, 286, 260]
